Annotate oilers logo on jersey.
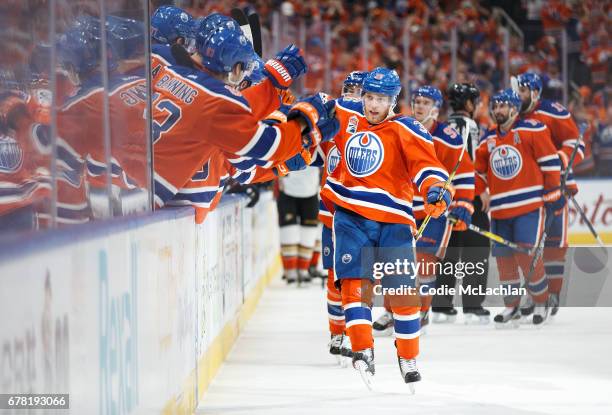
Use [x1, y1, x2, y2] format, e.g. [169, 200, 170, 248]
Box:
[0, 136, 24, 173]
[490, 144, 522, 180]
[344, 131, 384, 177]
[326, 145, 341, 175]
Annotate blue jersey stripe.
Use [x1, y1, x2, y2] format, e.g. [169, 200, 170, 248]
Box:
[490, 189, 543, 208]
[327, 180, 414, 217]
[242, 127, 278, 159]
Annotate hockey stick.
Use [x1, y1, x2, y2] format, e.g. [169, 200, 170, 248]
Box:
[230, 8, 252, 44]
[447, 217, 532, 254]
[559, 124, 603, 246]
[526, 124, 586, 275]
[244, 7, 263, 57]
[415, 134, 467, 241]
[568, 195, 605, 247]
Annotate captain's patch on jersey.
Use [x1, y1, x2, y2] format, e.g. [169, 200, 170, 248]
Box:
[347, 115, 358, 134]
[344, 131, 384, 177]
[326, 145, 341, 175]
[490, 144, 522, 180]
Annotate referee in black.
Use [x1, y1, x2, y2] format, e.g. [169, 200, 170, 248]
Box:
[432, 83, 491, 324]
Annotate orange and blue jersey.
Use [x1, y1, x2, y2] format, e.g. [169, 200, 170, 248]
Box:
[164, 148, 276, 223]
[0, 89, 52, 219]
[474, 118, 561, 219]
[317, 140, 341, 228]
[151, 44, 281, 121]
[523, 99, 583, 166]
[152, 62, 303, 208]
[321, 98, 450, 230]
[412, 120, 474, 220]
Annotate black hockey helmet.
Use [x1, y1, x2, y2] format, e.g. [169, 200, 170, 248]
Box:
[447, 83, 480, 112]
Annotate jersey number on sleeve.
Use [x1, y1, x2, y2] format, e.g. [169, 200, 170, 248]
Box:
[152, 99, 182, 143]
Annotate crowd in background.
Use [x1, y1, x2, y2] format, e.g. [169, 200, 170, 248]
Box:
[176, 0, 611, 176]
[1, 0, 611, 236]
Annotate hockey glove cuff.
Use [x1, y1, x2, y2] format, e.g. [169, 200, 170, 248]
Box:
[543, 187, 566, 215]
[448, 199, 474, 231]
[264, 44, 307, 90]
[424, 182, 454, 219]
[274, 151, 308, 176]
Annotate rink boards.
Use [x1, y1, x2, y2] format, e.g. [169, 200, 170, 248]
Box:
[568, 179, 612, 244]
[0, 192, 281, 414]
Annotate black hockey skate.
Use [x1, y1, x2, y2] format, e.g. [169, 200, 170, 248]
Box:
[520, 294, 534, 317]
[463, 307, 491, 325]
[372, 311, 393, 336]
[494, 306, 520, 329]
[398, 356, 421, 394]
[549, 293, 560, 316]
[328, 334, 344, 366]
[432, 306, 458, 323]
[352, 348, 375, 390]
[340, 335, 353, 358]
[532, 302, 549, 326]
[297, 271, 311, 286]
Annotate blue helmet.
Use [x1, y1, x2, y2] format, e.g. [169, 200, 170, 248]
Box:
[412, 85, 443, 108]
[491, 88, 522, 111]
[57, 16, 117, 76]
[195, 21, 255, 74]
[516, 72, 543, 95]
[151, 6, 193, 44]
[106, 15, 144, 59]
[196, 13, 233, 41]
[343, 71, 367, 87]
[362, 67, 401, 97]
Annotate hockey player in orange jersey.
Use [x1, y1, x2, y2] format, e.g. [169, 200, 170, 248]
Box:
[320, 68, 452, 390]
[514, 72, 582, 317]
[152, 19, 338, 214]
[372, 85, 474, 335]
[475, 89, 564, 326]
[56, 16, 150, 222]
[318, 71, 367, 366]
[150, 11, 315, 223]
[0, 78, 52, 231]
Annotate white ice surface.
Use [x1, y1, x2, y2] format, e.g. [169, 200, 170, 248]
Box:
[197, 278, 612, 415]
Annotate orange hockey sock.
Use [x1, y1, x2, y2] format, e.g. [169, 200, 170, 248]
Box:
[496, 255, 521, 307]
[390, 305, 420, 359]
[516, 252, 549, 304]
[327, 269, 345, 335]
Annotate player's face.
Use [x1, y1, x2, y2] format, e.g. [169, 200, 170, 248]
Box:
[492, 102, 511, 125]
[517, 85, 532, 111]
[363, 92, 392, 124]
[412, 96, 435, 123]
[342, 84, 362, 100]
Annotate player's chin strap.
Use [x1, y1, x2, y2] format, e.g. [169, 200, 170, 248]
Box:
[526, 90, 540, 113]
[411, 102, 439, 126]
